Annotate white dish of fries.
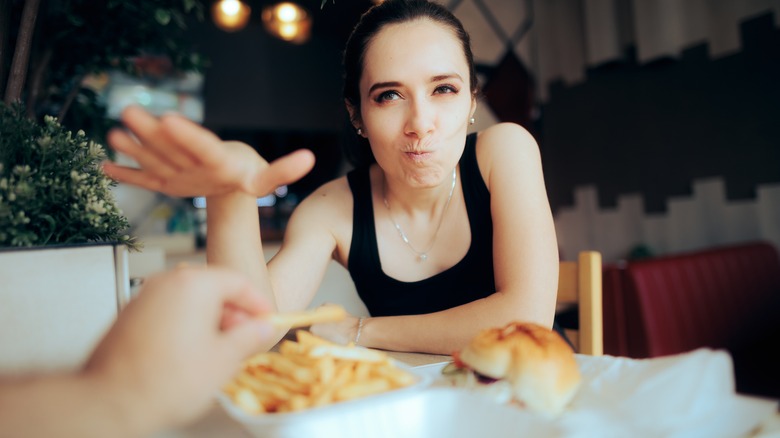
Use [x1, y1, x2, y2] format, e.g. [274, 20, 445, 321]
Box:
[218, 327, 434, 437]
[219, 385, 541, 438]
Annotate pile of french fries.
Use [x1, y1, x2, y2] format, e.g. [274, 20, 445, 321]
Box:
[223, 330, 417, 414]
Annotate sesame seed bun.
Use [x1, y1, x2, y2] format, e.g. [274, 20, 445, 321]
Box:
[457, 322, 581, 415]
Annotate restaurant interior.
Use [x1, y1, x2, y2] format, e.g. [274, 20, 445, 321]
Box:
[110, 0, 780, 399]
[1, 0, 779, 436]
[118, 0, 780, 261]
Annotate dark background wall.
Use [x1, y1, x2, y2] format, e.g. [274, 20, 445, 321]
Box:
[187, 23, 346, 133]
[540, 13, 780, 215]
[182, 3, 373, 197]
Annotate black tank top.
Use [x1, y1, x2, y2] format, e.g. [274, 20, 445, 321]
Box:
[346, 133, 494, 316]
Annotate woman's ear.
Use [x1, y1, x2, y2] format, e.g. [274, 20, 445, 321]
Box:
[345, 100, 360, 129]
[345, 100, 366, 137]
[469, 97, 477, 121]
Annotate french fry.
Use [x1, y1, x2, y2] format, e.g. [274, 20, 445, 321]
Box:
[277, 339, 306, 356]
[353, 360, 372, 382]
[235, 372, 291, 400]
[248, 367, 307, 394]
[335, 379, 392, 401]
[295, 329, 334, 348]
[244, 352, 272, 368]
[268, 354, 317, 383]
[222, 330, 416, 414]
[371, 362, 417, 387]
[316, 356, 336, 383]
[263, 305, 347, 329]
[284, 394, 310, 412]
[234, 388, 263, 414]
[308, 344, 387, 362]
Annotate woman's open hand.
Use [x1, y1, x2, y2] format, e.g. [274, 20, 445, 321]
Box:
[102, 106, 315, 198]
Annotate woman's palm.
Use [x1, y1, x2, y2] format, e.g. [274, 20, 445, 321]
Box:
[103, 106, 314, 198]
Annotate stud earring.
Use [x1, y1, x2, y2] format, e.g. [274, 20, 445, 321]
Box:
[469, 117, 475, 125]
[356, 128, 363, 136]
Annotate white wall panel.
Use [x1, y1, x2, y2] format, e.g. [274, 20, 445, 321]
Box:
[554, 178, 780, 263]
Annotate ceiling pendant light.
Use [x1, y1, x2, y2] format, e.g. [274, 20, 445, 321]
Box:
[262, 2, 312, 44]
[212, 0, 252, 32]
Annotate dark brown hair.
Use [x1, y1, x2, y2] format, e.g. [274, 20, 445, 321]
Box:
[342, 0, 477, 167]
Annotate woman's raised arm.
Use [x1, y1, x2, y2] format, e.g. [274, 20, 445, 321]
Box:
[103, 106, 316, 321]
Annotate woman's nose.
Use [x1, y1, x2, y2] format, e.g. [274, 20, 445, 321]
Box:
[404, 98, 435, 139]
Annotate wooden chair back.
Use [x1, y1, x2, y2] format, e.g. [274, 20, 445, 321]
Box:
[558, 251, 603, 355]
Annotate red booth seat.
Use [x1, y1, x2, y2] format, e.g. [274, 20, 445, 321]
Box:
[602, 241, 780, 398]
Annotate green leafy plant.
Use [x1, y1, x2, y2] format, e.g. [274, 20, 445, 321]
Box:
[0, 1, 210, 251]
[1, 0, 207, 146]
[0, 103, 138, 250]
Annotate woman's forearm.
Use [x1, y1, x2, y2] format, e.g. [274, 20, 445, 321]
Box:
[357, 290, 555, 355]
[206, 191, 276, 306]
[205, 192, 289, 349]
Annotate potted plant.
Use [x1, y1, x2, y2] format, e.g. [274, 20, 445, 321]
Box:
[0, 103, 138, 247]
[0, 0, 206, 373]
[0, 101, 141, 372]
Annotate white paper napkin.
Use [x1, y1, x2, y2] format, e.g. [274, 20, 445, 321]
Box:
[561, 348, 778, 438]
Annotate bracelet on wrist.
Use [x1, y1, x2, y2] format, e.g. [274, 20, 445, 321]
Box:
[354, 317, 365, 346]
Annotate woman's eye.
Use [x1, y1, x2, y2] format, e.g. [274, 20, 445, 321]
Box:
[375, 91, 401, 102]
[434, 85, 458, 95]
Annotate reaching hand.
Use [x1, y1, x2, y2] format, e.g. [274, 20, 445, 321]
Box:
[83, 266, 276, 431]
[102, 106, 315, 198]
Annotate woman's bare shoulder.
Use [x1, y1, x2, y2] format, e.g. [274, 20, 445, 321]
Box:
[294, 175, 353, 218]
[476, 122, 538, 152]
[283, 175, 354, 262]
[474, 123, 541, 183]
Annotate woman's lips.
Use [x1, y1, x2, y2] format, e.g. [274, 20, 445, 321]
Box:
[405, 151, 432, 162]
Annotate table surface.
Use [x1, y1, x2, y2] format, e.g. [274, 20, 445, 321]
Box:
[155, 346, 780, 438]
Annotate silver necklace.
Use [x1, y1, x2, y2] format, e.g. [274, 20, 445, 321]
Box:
[382, 168, 457, 262]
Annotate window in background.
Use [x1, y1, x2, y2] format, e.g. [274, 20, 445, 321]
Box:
[101, 56, 204, 123]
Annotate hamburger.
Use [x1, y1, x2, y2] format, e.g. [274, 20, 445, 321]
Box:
[443, 322, 581, 416]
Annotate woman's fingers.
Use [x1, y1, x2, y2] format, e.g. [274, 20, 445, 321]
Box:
[107, 129, 179, 179]
[157, 111, 227, 167]
[249, 149, 316, 195]
[119, 107, 199, 170]
[106, 106, 310, 198]
[101, 162, 165, 192]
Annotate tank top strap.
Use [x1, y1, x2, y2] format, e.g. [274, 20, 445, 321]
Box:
[347, 166, 382, 276]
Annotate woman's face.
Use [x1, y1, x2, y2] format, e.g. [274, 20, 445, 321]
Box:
[356, 19, 476, 188]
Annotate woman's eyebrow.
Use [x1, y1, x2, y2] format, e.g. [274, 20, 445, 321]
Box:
[367, 73, 464, 94]
[368, 81, 402, 94]
[431, 73, 463, 83]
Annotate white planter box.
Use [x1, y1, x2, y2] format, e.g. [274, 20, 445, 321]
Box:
[0, 243, 129, 373]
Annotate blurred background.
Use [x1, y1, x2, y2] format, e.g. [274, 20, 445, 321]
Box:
[5, 0, 778, 267]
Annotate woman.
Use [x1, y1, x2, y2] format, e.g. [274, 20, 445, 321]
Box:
[104, 0, 559, 355]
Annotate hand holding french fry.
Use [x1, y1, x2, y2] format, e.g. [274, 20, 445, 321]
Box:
[260, 304, 347, 330]
[264, 303, 361, 346]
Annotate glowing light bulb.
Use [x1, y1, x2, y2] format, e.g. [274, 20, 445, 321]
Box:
[262, 2, 311, 44]
[220, 0, 241, 15]
[277, 3, 298, 22]
[212, 0, 251, 32]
